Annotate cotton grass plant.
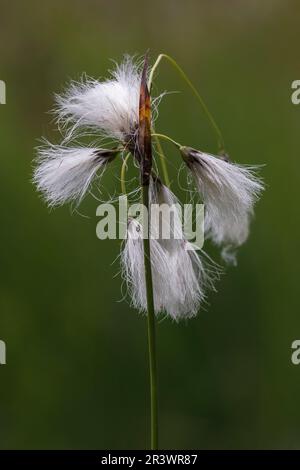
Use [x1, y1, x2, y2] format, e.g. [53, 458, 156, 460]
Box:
[33, 53, 264, 449]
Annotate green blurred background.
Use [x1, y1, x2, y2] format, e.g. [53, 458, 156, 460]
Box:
[0, 0, 299, 449]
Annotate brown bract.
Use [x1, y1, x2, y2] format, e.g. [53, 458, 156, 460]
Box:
[138, 54, 152, 186]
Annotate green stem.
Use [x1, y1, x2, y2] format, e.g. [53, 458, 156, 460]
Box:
[152, 131, 171, 188]
[142, 183, 158, 450]
[149, 53, 225, 153]
[151, 132, 181, 188]
[151, 133, 181, 148]
[120, 152, 131, 194]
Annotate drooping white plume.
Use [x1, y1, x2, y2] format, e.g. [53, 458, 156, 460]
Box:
[121, 217, 170, 315]
[121, 181, 219, 321]
[149, 179, 217, 318]
[55, 56, 142, 143]
[181, 147, 264, 263]
[149, 177, 184, 247]
[33, 144, 117, 206]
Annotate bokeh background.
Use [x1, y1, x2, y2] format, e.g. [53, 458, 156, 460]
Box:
[0, 0, 299, 450]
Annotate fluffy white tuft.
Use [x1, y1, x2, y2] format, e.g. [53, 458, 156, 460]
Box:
[182, 148, 264, 263]
[55, 56, 142, 143]
[121, 218, 169, 315]
[149, 178, 184, 247]
[33, 144, 114, 206]
[121, 181, 218, 321]
[150, 180, 217, 318]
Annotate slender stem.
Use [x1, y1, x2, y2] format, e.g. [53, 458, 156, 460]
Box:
[149, 53, 225, 153]
[142, 183, 158, 450]
[151, 133, 181, 148]
[153, 135, 170, 187]
[151, 131, 171, 188]
[120, 152, 131, 194]
[151, 132, 181, 188]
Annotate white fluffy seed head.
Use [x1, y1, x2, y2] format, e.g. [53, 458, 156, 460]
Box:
[121, 218, 170, 315]
[121, 182, 219, 321]
[150, 179, 218, 318]
[55, 56, 143, 143]
[181, 147, 264, 264]
[33, 144, 116, 206]
[149, 177, 184, 249]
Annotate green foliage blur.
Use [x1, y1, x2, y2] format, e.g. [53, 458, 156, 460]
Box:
[0, 0, 299, 450]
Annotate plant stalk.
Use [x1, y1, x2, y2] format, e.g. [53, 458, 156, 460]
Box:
[120, 152, 131, 194]
[151, 132, 181, 148]
[149, 53, 225, 153]
[139, 54, 158, 450]
[142, 183, 158, 450]
[151, 131, 171, 188]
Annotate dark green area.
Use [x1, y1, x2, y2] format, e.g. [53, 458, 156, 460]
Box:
[0, 0, 299, 449]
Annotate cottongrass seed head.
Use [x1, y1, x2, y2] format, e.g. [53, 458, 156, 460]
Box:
[34, 56, 148, 206]
[33, 53, 264, 320]
[121, 177, 220, 321]
[55, 55, 152, 145]
[33, 56, 159, 206]
[121, 217, 214, 321]
[33, 143, 117, 206]
[180, 147, 264, 264]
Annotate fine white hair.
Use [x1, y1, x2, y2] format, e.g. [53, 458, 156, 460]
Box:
[150, 180, 217, 318]
[149, 177, 184, 247]
[121, 180, 219, 321]
[121, 218, 170, 315]
[55, 56, 142, 143]
[33, 144, 115, 206]
[181, 147, 264, 264]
